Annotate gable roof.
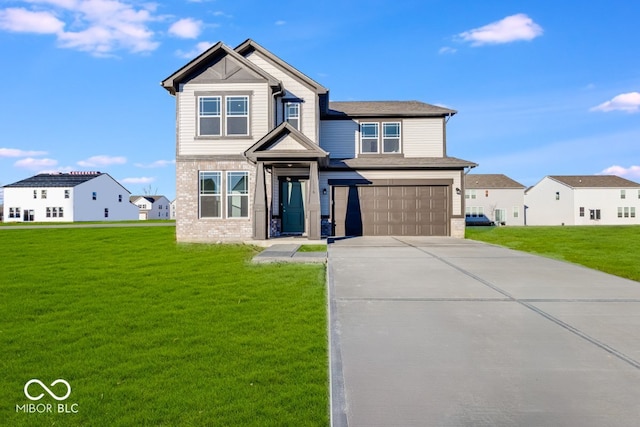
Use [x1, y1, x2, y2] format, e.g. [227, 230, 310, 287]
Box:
[465, 174, 525, 189]
[244, 122, 329, 165]
[130, 195, 167, 204]
[234, 39, 328, 94]
[325, 101, 456, 118]
[549, 175, 640, 188]
[4, 172, 103, 188]
[161, 41, 281, 95]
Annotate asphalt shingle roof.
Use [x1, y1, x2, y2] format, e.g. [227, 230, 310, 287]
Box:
[550, 175, 640, 188]
[4, 172, 102, 188]
[328, 156, 476, 170]
[465, 174, 525, 189]
[326, 101, 456, 118]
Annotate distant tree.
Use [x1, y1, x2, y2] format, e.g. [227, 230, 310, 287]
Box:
[142, 185, 159, 196]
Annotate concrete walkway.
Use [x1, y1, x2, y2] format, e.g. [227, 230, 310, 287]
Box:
[328, 237, 640, 427]
[252, 244, 327, 263]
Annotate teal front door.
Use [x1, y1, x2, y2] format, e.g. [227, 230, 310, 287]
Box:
[281, 179, 305, 233]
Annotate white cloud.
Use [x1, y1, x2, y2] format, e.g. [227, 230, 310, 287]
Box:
[0, 148, 48, 158]
[14, 157, 58, 170]
[176, 41, 214, 59]
[121, 176, 155, 184]
[438, 46, 457, 55]
[275, 20, 286, 26]
[599, 165, 640, 179]
[168, 18, 202, 39]
[459, 13, 543, 46]
[0, 7, 64, 33]
[77, 155, 127, 167]
[134, 159, 175, 168]
[590, 92, 640, 113]
[0, 1, 160, 56]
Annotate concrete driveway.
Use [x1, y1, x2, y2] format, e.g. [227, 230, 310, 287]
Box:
[328, 237, 640, 427]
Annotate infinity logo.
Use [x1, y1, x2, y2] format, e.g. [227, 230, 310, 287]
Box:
[24, 379, 71, 401]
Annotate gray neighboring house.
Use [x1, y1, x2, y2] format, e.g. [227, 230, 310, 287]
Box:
[161, 39, 476, 242]
[464, 174, 526, 226]
[525, 175, 640, 225]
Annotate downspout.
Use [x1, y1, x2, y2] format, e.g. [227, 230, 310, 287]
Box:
[272, 83, 284, 128]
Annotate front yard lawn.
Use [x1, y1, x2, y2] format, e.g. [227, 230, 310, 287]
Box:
[466, 225, 640, 282]
[0, 226, 327, 426]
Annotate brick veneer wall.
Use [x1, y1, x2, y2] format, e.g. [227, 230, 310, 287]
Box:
[451, 217, 465, 238]
[176, 158, 255, 242]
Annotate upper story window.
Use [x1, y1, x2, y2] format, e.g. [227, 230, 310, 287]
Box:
[621, 189, 626, 199]
[65, 190, 70, 199]
[465, 190, 477, 199]
[197, 93, 251, 137]
[92, 192, 97, 200]
[284, 102, 300, 130]
[41, 190, 47, 199]
[226, 96, 249, 135]
[33, 190, 37, 199]
[360, 122, 402, 154]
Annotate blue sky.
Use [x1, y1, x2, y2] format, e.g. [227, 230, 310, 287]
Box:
[1, 0, 639, 202]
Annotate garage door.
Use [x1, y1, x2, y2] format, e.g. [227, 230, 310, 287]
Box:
[332, 185, 450, 236]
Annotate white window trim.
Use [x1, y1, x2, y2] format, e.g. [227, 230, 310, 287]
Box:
[226, 171, 250, 219]
[284, 101, 301, 130]
[359, 121, 402, 154]
[199, 171, 222, 219]
[196, 92, 252, 138]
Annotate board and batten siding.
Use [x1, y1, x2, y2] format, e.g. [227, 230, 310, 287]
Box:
[319, 170, 463, 216]
[244, 51, 319, 143]
[320, 120, 358, 159]
[177, 82, 270, 156]
[402, 118, 444, 158]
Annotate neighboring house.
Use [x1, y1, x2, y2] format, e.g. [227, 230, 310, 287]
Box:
[170, 199, 176, 219]
[2, 172, 138, 222]
[130, 195, 172, 220]
[161, 39, 476, 242]
[525, 175, 640, 225]
[464, 174, 526, 226]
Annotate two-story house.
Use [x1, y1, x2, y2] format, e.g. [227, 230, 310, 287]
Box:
[525, 175, 640, 226]
[2, 172, 138, 222]
[464, 174, 526, 226]
[162, 39, 476, 242]
[130, 195, 172, 220]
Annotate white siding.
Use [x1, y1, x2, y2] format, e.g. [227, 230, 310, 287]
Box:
[403, 118, 444, 158]
[74, 175, 138, 221]
[320, 120, 358, 158]
[244, 51, 319, 143]
[573, 188, 640, 225]
[3, 187, 75, 222]
[177, 82, 269, 156]
[525, 178, 575, 225]
[465, 188, 525, 226]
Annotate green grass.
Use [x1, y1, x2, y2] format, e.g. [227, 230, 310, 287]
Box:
[0, 227, 327, 426]
[0, 219, 175, 226]
[466, 225, 640, 282]
[297, 245, 327, 253]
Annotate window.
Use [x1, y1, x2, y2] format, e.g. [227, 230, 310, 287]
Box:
[632, 207, 636, 218]
[624, 207, 630, 218]
[118, 194, 122, 202]
[41, 189, 47, 199]
[227, 172, 249, 218]
[199, 171, 222, 218]
[555, 192, 560, 200]
[65, 190, 70, 199]
[621, 189, 626, 199]
[485, 190, 489, 198]
[513, 206, 519, 218]
[226, 96, 249, 136]
[580, 207, 585, 217]
[589, 209, 601, 220]
[59, 207, 64, 218]
[465, 206, 484, 216]
[33, 190, 37, 199]
[92, 192, 97, 200]
[52, 207, 58, 218]
[360, 123, 378, 153]
[382, 123, 400, 153]
[104, 208, 109, 218]
[198, 96, 221, 136]
[465, 190, 477, 200]
[618, 207, 623, 218]
[9, 208, 20, 218]
[360, 122, 401, 154]
[46, 207, 51, 218]
[285, 102, 300, 130]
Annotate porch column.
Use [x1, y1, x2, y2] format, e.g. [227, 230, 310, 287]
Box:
[307, 161, 321, 240]
[253, 161, 268, 240]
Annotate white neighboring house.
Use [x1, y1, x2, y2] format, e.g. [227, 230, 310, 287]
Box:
[2, 172, 139, 222]
[464, 174, 525, 226]
[170, 199, 176, 219]
[130, 195, 172, 220]
[525, 175, 640, 226]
